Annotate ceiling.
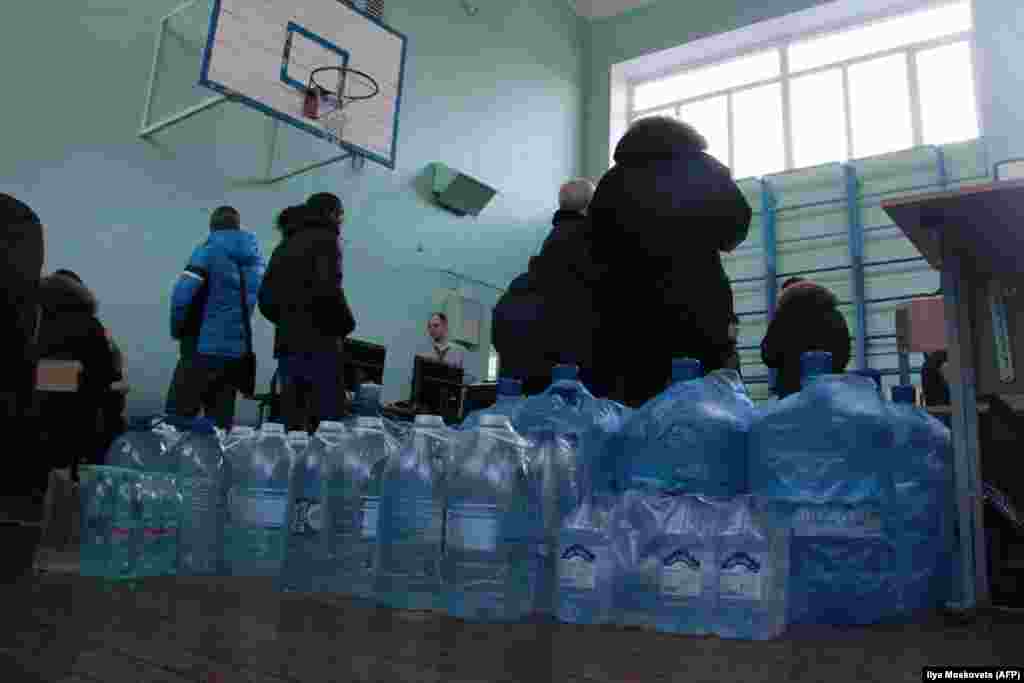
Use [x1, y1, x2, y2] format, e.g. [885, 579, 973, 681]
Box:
[569, 0, 659, 20]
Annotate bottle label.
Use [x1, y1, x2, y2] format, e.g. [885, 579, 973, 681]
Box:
[388, 497, 443, 545]
[660, 548, 705, 598]
[448, 504, 499, 552]
[361, 496, 379, 540]
[719, 552, 763, 601]
[231, 487, 288, 529]
[792, 504, 882, 538]
[559, 544, 598, 591]
[290, 497, 323, 536]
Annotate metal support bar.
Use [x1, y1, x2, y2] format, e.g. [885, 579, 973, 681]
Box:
[762, 179, 779, 395]
[863, 256, 927, 269]
[774, 195, 848, 213]
[844, 164, 867, 370]
[264, 151, 365, 184]
[777, 263, 851, 279]
[941, 248, 989, 609]
[140, 95, 228, 138]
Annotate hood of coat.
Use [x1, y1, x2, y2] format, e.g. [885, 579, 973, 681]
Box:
[206, 228, 262, 267]
[613, 116, 708, 166]
[40, 272, 98, 316]
[777, 279, 840, 310]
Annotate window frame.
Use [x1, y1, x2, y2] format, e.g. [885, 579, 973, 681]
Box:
[621, 0, 978, 177]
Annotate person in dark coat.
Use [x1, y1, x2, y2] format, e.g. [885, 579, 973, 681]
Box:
[920, 288, 951, 407]
[35, 269, 119, 479]
[259, 193, 356, 432]
[761, 277, 852, 398]
[587, 116, 753, 407]
[492, 179, 604, 395]
[0, 195, 44, 503]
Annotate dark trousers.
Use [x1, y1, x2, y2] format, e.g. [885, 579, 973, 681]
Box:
[278, 352, 343, 433]
[165, 354, 238, 429]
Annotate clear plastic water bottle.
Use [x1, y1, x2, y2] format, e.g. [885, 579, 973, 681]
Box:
[619, 358, 753, 497]
[461, 378, 525, 430]
[443, 415, 532, 622]
[226, 423, 292, 578]
[104, 424, 163, 579]
[375, 414, 452, 611]
[79, 466, 116, 578]
[174, 417, 229, 576]
[557, 491, 616, 625]
[712, 496, 789, 640]
[282, 423, 340, 593]
[325, 389, 399, 600]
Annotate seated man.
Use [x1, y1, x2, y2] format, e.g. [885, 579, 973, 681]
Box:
[760, 277, 851, 398]
[421, 312, 465, 369]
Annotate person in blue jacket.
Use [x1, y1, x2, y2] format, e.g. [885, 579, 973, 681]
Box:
[167, 206, 265, 429]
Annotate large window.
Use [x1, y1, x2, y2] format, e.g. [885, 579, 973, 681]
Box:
[628, 0, 978, 178]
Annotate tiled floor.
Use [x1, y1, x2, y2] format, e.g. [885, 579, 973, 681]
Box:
[1, 554, 1020, 683]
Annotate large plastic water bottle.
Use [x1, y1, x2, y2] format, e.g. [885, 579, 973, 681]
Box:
[712, 496, 789, 640]
[443, 415, 532, 622]
[226, 423, 292, 578]
[325, 390, 400, 600]
[622, 493, 718, 635]
[461, 378, 525, 430]
[556, 492, 616, 625]
[375, 414, 452, 611]
[79, 465, 117, 578]
[282, 422, 342, 593]
[748, 351, 894, 504]
[620, 358, 754, 496]
[174, 417, 229, 576]
[890, 385, 955, 613]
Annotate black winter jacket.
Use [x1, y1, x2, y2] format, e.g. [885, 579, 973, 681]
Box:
[761, 280, 852, 398]
[0, 196, 44, 411]
[587, 117, 752, 406]
[259, 216, 355, 357]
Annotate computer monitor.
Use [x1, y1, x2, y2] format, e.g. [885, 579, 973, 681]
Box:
[411, 356, 464, 423]
[344, 338, 386, 391]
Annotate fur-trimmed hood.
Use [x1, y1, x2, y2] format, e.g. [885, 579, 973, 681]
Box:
[39, 272, 98, 316]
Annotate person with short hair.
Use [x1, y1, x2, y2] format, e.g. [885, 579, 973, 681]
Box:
[167, 205, 265, 429]
[760, 276, 851, 398]
[587, 117, 753, 407]
[259, 193, 355, 431]
[422, 312, 466, 369]
[492, 178, 603, 395]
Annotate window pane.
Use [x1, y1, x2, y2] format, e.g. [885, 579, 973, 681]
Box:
[917, 41, 979, 145]
[848, 53, 913, 158]
[678, 96, 729, 167]
[790, 68, 848, 168]
[633, 50, 780, 111]
[789, 1, 972, 73]
[732, 83, 785, 178]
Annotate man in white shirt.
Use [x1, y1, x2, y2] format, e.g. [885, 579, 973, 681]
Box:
[421, 312, 465, 369]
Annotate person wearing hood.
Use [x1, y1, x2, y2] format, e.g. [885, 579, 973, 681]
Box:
[258, 193, 355, 432]
[587, 116, 753, 407]
[35, 269, 119, 482]
[167, 206, 265, 429]
[760, 277, 852, 398]
[492, 178, 604, 395]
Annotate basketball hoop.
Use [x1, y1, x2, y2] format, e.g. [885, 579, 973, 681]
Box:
[302, 66, 379, 144]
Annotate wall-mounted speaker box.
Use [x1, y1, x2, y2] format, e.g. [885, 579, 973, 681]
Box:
[431, 162, 498, 217]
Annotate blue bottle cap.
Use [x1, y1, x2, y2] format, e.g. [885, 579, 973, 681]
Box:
[800, 351, 833, 379]
[671, 358, 702, 382]
[892, 385, 917, 404]
[852, 368, 883, 392]
[552, 365, 579, 382]
[497, 377, 523, 397]
[190, 416, 217, 435]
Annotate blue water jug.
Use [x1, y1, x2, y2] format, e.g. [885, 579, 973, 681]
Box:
[620, 358, 754, 496]
[443, 415, 532, 622]
[375, 414, 452, 611]
[556, 491, 616, 625]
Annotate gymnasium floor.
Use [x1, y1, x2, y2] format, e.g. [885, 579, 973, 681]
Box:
[2, 550, 1019, 683]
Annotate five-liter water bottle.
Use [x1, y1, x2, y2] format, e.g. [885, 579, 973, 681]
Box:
[523, 429, 581, 620]
[889, 384, 955, 613]
[557, 491, 617, 625]
[620, 358, 754, 497]
[461, 378, 525, 430]
[79, 466, 121, 579]
[620, 493, 718, 635]
[325, 384, 399, 600]
[375, 414, 452, 611]
[444, 414, 532, 622]
[174, 417, 229, 576]
[283, 423, 341, 593]
[713, 496, 789, 640]
[226, 423, 292, 578]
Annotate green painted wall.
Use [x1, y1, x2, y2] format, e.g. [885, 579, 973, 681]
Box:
[0, 0, 584, 421]
[582, 0, 1024, 179]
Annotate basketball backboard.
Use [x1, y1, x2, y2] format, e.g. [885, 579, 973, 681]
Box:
[140, 0, 407, 181]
